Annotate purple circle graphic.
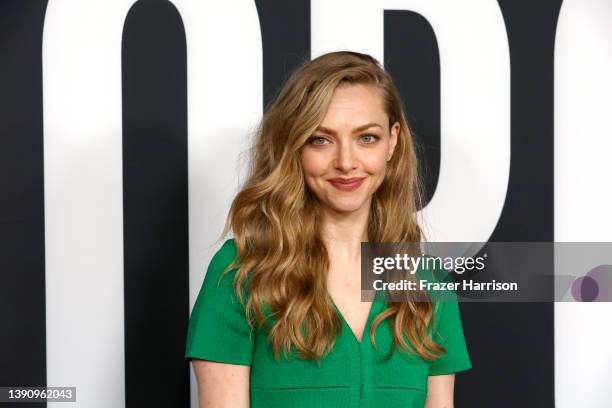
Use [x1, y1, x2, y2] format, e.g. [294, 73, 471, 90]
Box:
[571, 264, 612, 302]
[581, 276, 598, 302]
[571, 277, 593, 301]
[586, 265, 612, 301]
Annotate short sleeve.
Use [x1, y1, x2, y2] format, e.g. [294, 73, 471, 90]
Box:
[184, 238, 255, 365]
[425, 262, 472, 376]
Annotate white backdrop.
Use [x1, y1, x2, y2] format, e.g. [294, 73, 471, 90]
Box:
[555, 0, 612, 406]
[38, 0, 612, 407]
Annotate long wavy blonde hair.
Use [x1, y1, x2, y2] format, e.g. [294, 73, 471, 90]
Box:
[218, 51, 445, 365]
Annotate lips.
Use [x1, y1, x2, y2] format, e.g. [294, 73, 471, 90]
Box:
[329, 177, 366, 192]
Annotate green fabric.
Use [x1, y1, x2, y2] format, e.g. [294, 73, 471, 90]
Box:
[185, 239, 471, 408]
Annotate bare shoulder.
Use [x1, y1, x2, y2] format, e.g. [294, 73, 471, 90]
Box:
[191, 358, 250, 408]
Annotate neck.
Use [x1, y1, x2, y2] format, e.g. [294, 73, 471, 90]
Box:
[320, 201, 370, 262]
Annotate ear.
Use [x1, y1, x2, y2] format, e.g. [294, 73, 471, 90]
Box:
[389, 121, 400, 156]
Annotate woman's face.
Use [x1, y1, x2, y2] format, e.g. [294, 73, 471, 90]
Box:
[300, 83, 399, 216]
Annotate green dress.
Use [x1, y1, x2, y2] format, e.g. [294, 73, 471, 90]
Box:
[185, 239, 471, 408]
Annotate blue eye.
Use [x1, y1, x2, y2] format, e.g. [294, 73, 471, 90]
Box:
[361, 134, 380, 143]
[308, 136, 329, 145]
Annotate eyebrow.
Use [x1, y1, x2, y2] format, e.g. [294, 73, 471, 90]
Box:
[315, 122, 383, 135]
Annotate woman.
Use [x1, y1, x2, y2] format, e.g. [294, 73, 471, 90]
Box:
[185, 51, 471, 408]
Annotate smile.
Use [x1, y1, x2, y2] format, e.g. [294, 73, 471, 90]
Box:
[329, 177, 366, 192]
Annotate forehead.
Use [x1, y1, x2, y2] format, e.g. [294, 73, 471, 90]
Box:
[321, 83, 388, 127]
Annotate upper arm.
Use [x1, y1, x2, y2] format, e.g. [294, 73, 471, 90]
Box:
[192, 359, 250, 408]
[185, 239, 256, 406]
[424, 374, 455, 408]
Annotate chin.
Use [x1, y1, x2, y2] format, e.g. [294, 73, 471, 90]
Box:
[324, 198, 369, 214]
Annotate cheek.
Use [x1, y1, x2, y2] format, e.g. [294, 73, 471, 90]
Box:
[362, 153, 388, 191]
[363, 153, 388, 174]
[300, 152, 327, 193]
[300, 150, 328, 177]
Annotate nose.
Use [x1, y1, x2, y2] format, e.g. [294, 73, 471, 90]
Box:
[333, 141, 357, 172]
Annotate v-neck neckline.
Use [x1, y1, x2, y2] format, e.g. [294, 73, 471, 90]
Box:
[328, 291, 383, 345]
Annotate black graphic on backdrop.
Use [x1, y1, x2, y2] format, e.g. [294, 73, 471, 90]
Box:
[384, 10, 441, 207]
[122, 1, 189, 407]
[0, 3, 48, 407]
